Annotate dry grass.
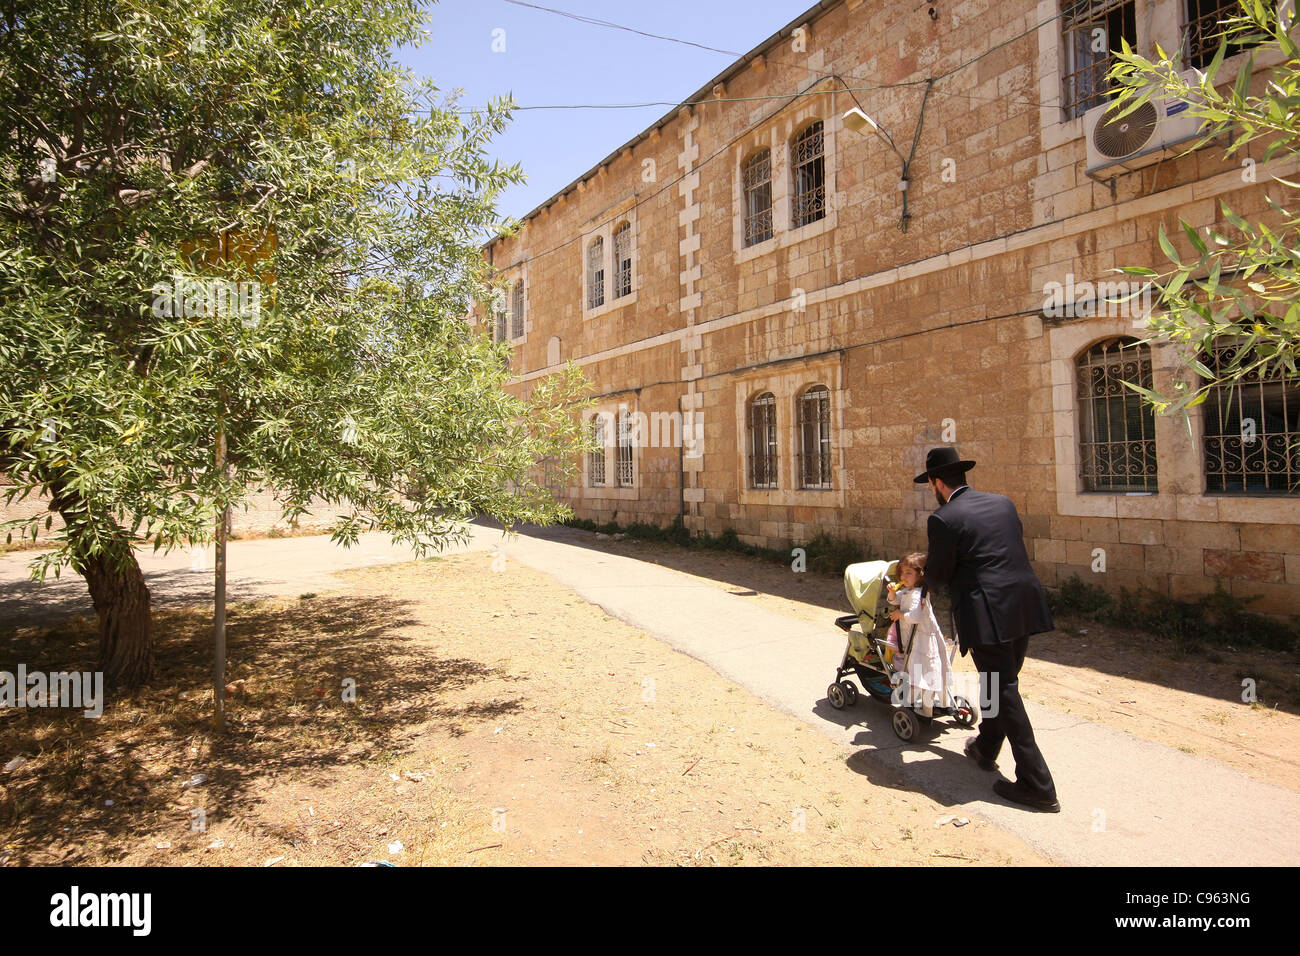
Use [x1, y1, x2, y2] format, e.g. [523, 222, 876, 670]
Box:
[0, 592, 493, 866]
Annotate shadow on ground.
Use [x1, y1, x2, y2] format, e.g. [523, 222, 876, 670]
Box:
[0, 592, 498, 864]
[808, 695, 997, 810]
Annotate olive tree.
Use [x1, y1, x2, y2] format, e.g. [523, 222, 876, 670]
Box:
[1, 0, 584, 688]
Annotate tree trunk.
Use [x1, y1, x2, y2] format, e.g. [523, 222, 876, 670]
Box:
[40, 472, 156, 690]
[80, 547, 154, 689]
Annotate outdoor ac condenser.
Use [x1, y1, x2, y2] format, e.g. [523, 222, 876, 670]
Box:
[1084, 72, 1205, 174]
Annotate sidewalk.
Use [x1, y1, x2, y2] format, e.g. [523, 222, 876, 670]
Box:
[3, 523, 1296, 865]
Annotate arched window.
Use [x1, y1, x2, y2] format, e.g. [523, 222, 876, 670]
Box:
[510, 281, 524, 338]
[1076, 337, 1157, 491]
[612, 222, 632, 299]
[588, 414, 607, 486]
[791, 121, 825, 229]
[587, 237, 605, 309]
[798, 385, 833, 489]
[742, 149, 773, 247]
[616, 410, 635, 486]
[748, 392, 778, 489]
[492, 294, 507, 342]
[1202, 339, 1300, 493]
[541, 457, 563, 494]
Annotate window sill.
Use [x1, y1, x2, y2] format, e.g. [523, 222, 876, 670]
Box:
[1204, 491, 1300, 498]
[1050, 113, 1085, 142]
[738, 486, 846, 508]
[584, 291, 638, 321]
[584, 485, 639, 501]
[734, 209, 837, 265]
[1078, 489, 1159, 496]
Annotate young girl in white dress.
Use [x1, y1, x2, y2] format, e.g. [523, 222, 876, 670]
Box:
[887, 552, 955, 718]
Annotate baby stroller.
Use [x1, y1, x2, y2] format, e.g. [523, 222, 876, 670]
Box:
[827, 559, 976, 740]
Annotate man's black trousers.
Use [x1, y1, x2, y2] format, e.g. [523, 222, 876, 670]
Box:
[969, 635, 1056, 797]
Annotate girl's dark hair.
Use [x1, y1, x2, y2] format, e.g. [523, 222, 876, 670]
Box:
[898, 552, 927, 585]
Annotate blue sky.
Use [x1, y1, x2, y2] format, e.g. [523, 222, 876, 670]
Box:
[399, 0, 821, 221]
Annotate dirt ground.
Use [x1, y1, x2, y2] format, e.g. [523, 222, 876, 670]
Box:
[0, 552, 1050, 866]
[589, 536, 1300, 793]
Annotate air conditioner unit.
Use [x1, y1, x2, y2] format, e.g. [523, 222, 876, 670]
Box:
[1084, 73, 1205, 174]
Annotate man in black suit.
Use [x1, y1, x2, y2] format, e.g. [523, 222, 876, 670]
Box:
[916, 446, 1060, 812]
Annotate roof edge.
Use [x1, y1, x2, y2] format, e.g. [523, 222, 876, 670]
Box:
[483, 0, 845, 254]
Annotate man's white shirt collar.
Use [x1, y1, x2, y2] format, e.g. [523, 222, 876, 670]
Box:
[946, 485, 970, 502]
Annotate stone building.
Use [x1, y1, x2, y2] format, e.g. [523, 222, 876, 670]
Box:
[480, 0, 1299, 613]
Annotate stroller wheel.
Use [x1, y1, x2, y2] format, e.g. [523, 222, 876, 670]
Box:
[952, 695, 977, 727]
[891, 708, 919, 741]
[839, 681, 859, 706]
[827, 682, 848, 710]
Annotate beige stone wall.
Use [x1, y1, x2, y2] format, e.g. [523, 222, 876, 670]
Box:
[485, 0, 1300, 614]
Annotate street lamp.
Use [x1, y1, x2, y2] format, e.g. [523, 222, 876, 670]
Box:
[841, 78, 934, 231]
[842, 107, 901, 159]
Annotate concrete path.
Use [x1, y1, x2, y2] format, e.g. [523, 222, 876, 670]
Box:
[3, 523, 1296, 866]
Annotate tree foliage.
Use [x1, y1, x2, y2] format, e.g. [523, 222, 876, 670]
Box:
[0, 0, 586, 684]
[1108, 2, 1300, 417]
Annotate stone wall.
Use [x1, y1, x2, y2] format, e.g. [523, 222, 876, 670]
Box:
[1, 485, 334, 545]
[482, 0, 1300, 614]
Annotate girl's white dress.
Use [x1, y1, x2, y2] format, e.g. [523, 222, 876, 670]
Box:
[892, 587, 955, 717]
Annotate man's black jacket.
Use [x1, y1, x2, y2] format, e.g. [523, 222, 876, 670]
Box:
[925, 487, 1053, 654]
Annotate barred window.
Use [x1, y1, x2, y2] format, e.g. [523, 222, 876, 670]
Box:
[1061, 0, 1137, 120]
[1202, 342, 1300, 494]
[742, 149, 773, 247]
[616, 411, 635, 487]
[791, 122, 825, 229]
[493, 296, 507, 342]
[612, 222, 632, 299]
[542, 457, 563, 493]
[798, 385, 833, 489]
[510, 281, 524, 339]
[748, 392, 778, 489]
[1184, 0, 1255, 69]
[1076, 338, 1159, 492]
[588, 416, 606, 486]
[587, 237, 604, 309]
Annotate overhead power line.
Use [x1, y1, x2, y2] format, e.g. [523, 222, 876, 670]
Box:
[451, 80, 928, 115]
[473, 0, 1076, 273]
[502, 0, 744, 57]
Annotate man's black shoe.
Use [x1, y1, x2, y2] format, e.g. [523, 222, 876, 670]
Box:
[964, 737, 997, 771]
[993, 778, 1061, 812]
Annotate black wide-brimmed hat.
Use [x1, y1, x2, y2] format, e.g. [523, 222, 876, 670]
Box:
[913, 446, 977, 483]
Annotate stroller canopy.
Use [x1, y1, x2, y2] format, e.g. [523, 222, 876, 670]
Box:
[844, 559, 898, 626]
